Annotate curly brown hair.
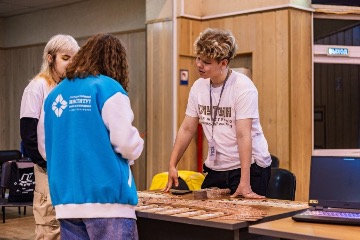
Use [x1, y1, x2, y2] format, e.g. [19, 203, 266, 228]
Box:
[194, 28, 237, 63]
[66, 33, 129, 91]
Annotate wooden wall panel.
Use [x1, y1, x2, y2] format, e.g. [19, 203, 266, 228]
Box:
[115, 31, 147, 190]
[289, 9, 312, 202]
[259, 11, 278, 159]
[177, 19, 203, 171]
[0, 49, 7, 149]
[176, 56, 200, 171]
[178, 18, 202, 56]
[233, 15, 251, 53]
[146, 21, 174, 188]
[275, 10, 290, 167]
[3, 45, 43, 150]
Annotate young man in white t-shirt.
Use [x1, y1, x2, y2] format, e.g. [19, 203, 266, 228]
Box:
[164, 28, 272, 198]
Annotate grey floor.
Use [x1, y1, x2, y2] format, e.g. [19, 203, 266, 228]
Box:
[0, 206, 35, 240]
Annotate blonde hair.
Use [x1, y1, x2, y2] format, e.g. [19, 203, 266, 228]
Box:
[194, 28, 237, 63]
[38, 34, 79, 86]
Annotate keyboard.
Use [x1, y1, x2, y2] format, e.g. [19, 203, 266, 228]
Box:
[292, 209, 360, 226]
[300, 210, 360, 219]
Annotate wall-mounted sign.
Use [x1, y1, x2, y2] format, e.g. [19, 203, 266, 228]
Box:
[327, 48, 349, 56]
[180, 69, 189, 85]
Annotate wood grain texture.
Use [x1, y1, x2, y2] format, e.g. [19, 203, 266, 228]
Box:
[115, 31, 147, 190]
[177, 19, 203, 172]
[146, 21, 174, 188]
[289, 9, 312, 202]
[250, 217, 360, 240]
[275, 10, 290, 168]
[0, 49, 6, 149]
[3, 46, 43, 150]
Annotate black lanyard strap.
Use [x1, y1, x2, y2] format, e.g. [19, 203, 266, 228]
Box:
[210, 69, 232, 139]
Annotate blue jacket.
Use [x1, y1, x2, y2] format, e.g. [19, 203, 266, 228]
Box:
[43, 74, 144, 219]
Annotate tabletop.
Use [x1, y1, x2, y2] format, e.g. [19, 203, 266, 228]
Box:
[136, 191, 308, 230]
[249, 217, 360, 240]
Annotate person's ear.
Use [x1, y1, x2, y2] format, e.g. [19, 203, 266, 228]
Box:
[221, 58, 229, 67]
[47, 54, 53, 63]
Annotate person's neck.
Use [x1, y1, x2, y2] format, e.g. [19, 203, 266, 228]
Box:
[54, 76, 60, 84]
[52, 72, 61, 84]
[211, 68, 230, 88]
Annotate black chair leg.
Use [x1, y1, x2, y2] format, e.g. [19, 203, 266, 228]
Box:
[18, 207, 21, 215]
[2, 206, 5, 223]
[24, 206, 27, 215]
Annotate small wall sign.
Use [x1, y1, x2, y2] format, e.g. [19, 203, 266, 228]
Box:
[180, 69, 189, 85]
[327, 48, 349, 56]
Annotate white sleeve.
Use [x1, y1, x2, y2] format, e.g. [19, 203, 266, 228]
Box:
[185, 86, 199, 117]
[235, 90, 259, 120]
[20, 80, 45, 119]
[37, 105, 46, 160]
[102, 92, 144, 161]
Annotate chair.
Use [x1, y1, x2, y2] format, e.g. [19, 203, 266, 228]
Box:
[270, 154, 280, 168]
[0, 150, 22, 197]
[266, 168, 296, 201]
[0, 158, 34, 223]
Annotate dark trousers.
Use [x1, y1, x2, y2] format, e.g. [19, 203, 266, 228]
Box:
[60, 218, 138, 240]
[201, 163, 271, 195]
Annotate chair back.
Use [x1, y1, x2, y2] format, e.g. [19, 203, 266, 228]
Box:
[0, 158, 33, 223]
[0, 150, 22, 164]
[266, 168, 296, 200]
[270, 154, 280, 168]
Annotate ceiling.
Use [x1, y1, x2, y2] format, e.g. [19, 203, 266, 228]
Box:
[0, 0, 88, 18]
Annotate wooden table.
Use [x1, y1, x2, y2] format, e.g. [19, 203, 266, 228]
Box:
[249, 217, 360, 240]
[136, 193, 308, 240]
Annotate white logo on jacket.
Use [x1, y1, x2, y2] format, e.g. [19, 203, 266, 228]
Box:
[52, 94, 67, 117]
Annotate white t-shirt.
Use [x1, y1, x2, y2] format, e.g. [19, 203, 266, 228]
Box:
[186, 70, 271, 170]
[20, 76, 55, 159]
[20, 76, 54, 119]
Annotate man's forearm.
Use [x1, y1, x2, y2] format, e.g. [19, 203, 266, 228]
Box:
[20, 117, 47, 168]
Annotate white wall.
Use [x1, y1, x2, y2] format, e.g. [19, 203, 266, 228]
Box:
[2, 0, 146, 48]
[146, 0, 172, 21]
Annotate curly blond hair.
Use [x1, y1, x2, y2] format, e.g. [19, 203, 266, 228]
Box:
[194, 28, 237, 63]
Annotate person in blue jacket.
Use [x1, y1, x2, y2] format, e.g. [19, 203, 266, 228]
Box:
[38, 33, 144, 240]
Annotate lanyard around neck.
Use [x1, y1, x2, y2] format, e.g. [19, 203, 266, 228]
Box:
[209, 69, 231, 139]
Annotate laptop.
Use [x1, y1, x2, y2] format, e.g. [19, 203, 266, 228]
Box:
[292, 156, 360, 226]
